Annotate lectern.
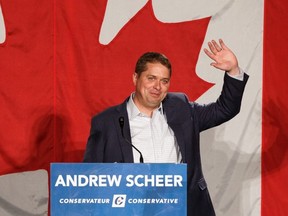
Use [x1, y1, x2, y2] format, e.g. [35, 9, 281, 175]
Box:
[50, 163, 187, 215]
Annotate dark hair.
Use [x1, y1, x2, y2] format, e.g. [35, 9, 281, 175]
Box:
[135, 52, 172, 77]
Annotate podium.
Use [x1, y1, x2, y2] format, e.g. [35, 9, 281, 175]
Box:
[50, 163, 187, 215]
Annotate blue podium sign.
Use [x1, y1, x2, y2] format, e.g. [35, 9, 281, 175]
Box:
[50, 163, 187, 216]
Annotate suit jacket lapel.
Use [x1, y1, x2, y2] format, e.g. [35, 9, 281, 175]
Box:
[163, 95, 187, 163]
[115, 97, 134, 163]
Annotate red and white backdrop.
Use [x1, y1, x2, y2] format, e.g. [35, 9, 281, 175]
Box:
[0, 0, 287, 215]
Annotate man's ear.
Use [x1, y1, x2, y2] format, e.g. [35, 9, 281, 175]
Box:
[133, 73, 138, 85]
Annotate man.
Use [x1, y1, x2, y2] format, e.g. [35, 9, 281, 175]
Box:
[83, 39, 249, 215]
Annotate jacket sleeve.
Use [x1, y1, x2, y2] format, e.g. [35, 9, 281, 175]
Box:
[192, 72, 249, 132]
[83, 116, 106, 162]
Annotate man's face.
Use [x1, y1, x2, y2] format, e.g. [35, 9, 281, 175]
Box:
[133, 62, 170, 112]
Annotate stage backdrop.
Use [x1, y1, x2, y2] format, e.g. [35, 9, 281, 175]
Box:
[0, 0, 287, 216]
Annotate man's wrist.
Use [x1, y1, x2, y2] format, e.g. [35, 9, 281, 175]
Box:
[227, 66, 240, 76]
[226, 67, 244, 81]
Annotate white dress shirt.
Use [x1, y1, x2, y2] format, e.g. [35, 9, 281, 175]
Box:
[126, 94, 182, 163]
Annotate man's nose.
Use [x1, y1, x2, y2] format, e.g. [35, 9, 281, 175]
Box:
[153, 80, 161, 90]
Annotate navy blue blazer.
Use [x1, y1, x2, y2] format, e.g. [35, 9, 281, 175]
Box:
[83, 73, 249, 216]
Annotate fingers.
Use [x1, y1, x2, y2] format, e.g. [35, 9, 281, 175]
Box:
[211, 40, 222, 52]
[208, 39, 224, 54]
[203, 39, 227, 59]
[219, 39, 228, 50]
[203, 39, 222, 60]
[203, 47, 213, 58]
[207, 41, 217, 55]
[203, 39, 225, 67]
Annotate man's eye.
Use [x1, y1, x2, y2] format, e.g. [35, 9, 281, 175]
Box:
[147, 77, 155, 80]
[161, 80, 169, 84]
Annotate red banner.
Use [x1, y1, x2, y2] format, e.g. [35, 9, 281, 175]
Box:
[262, 0, 288, 215]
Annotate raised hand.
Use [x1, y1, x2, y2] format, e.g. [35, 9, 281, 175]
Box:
[204, 39, 239, 76]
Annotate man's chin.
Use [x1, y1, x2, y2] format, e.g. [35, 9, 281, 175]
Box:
[147, 100, 162, 108]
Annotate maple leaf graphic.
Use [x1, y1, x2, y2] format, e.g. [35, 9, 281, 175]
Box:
[56, 0, 213, 115]
[88, 1, 213, 113]
[0, 0, 215, 174]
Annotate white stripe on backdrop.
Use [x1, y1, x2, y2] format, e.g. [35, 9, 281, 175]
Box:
[196, 0, 263, 215]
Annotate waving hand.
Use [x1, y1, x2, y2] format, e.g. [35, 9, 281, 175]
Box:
[204, 39, 240, 76]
